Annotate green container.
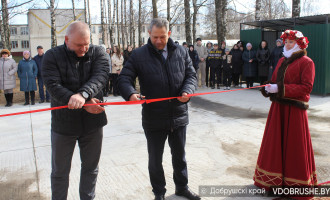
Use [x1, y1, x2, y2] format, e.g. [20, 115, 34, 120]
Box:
[295, 24, 330, 96]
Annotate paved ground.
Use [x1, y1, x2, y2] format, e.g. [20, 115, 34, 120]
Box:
[0, 87, 329, 200]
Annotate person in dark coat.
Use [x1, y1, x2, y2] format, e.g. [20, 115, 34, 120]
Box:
[123, 44, 133, 65]
[270, 39, 284, 76]
[33, 45, 50, 103]
[230, 44, 243, 87]
[207, 43, 223, 89]
[117, 18, 200, 200]
[205, 41, 213, 87]
[256, 40, 271, 84]
[222, 48, 233, 90]
[188, 45, 199, 72]
[18, 51, 38, 105]
[42, 22, 109, 200]
[242, 43, 257, 88]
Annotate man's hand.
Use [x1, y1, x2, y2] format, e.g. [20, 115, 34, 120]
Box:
[249, 59, 253, 63]
[68, 93, 86, 109]
[129, 93, 145, 101]
[83, 98, 105, 114]
[200, 58, 205, 62]
[178, 92, 190, 103]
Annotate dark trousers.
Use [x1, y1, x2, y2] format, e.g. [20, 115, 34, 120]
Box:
[51, 129, 103, 200]
[103, 73, 111, 96]
[25, 91, 35, 103]
[109, 73, 119, 96]
[210, 67, 222, 86]
[205, 62, 210, 87]
[259, 76, 268, 85]
[232, 73, 241, 86]
[246, 77, 254, 88]
[38, 77, 50, 100]
[144, 126, 188, 195]
[223, 70, 232, 87]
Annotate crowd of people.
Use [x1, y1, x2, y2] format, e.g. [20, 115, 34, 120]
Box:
[179, 37, 285, 90]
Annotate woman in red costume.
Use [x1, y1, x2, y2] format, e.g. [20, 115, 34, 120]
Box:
[253, 30, 317, 192]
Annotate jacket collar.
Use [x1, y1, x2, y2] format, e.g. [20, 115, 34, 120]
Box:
[147, 37, 177, 56]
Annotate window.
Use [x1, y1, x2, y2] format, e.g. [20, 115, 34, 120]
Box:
[98, 26, 103, 33]
[21, 27, 29, 35]
[99, 38, 103, 45]
[10, 27, 17, 35]
[92, 26, 96, 33]
[11, 41, 18, 49]
[21, 40, 29, 48]
[177, 26, 180, 32]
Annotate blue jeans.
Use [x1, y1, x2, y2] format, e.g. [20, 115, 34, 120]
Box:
[38, 77, 50, 101]
[51, 129, 103, 200]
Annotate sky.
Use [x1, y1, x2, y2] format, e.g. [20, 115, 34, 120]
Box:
[7, 0, 330, 25]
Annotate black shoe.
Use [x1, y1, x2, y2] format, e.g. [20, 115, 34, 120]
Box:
[211, 86, 215, 89]
[39, 99, 44, 103]
[175, 189, 201, 200]
[217, 85, 220, 89]
[46, 99, 50, 103]
[154, 194, 165, 200]
[31, 101, 35, 105]
[24, 102, 29, 106]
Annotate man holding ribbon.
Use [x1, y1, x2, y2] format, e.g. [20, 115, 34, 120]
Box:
[42, 21, 109, 200]
[118, 18, 199, 200]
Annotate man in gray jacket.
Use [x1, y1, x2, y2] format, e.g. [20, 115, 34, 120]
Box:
[194, 38, 208, 88]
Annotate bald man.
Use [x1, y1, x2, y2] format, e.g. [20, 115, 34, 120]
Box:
[42, 21, 109, 200]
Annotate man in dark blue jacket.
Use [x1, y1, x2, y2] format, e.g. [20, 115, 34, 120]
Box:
[118, 18, 199, 200]
[34, 45, 50, 103]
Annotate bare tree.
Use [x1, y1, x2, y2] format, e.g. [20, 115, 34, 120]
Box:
[129, 0, 133, 46]
[124, 0, 128, 47]
[138, 0, 142, 46]
[192, 0, 197, 43]
[72, 0, 76, 20]
[116, 0, 120, 49]
[100, 0, 106, 45]
[292, 0, 300, 17]
[87, 0, 93, 43]
[152, 0, 158, 18]
[84, 0, 87, 22]
[167, 0, 170, 22]
[184, 0, 192, 44]
[108, 0, 114, 48]
[121, 0, 125, 49]
[113, 0, 116, 45]
[255, 0, 261, 21]
[1, 0, 10, 50]
[50, 0, 57, 48]
[215, 0, 227, 44]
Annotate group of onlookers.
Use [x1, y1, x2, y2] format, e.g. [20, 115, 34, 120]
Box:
[0, 46, 49, 107]
[182, 37, 284, 90]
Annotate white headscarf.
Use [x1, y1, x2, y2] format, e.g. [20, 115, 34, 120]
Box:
[283, 43, 301, 58]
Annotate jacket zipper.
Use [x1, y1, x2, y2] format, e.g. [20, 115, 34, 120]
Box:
[162, 52, 174, 133]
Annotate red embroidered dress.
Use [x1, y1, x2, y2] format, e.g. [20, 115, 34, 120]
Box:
[254, 50, 317, 190]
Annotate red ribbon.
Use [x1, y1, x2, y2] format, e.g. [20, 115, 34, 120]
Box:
[0, 85, 266, 118]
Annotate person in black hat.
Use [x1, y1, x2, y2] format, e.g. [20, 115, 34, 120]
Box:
[33, 45, 50, 103]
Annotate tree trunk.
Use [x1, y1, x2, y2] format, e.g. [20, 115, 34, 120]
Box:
[192, 0, 197, 43]
[72, 0, 76, 20]
[215, 0, 227, 45]
[255, 0, 261, 21]
[50, 0, 57, 48]
[129, 0, 133, 46]
[152, 0, 158, 18]
[138, 0, 142, 46]
[116, 0, 120, 49]
[113, 0, 116, 45]
[124, 0, 128, 46]
[121, 0, 125, 49]
[0, 13, 5, 49]
[108, 0, 114, 48]
[184, 0, 192, 44]
[292, 0, 300, 18]
[87, 0, 93, 43]
[167, 0, 170, 22]
[1, 0, 10, 50]
[84, 0, 87, 22]
[100, 0, 106, 45]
